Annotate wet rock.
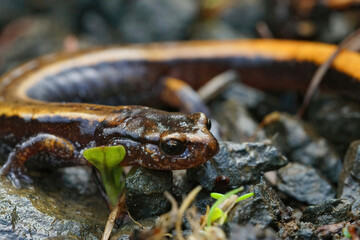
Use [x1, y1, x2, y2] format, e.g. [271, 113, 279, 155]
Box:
[188, 141, 288, 192]
[301, 199, 351, 226]
[338, 140, 360, 212]
[117, 0, 198, 43]
[225, 223, 280, 240]
[0, 168, 106, 239]
[211, 99, 266, 142]
[59, 166, 98, 195]
[219, 82, 279, 120]
[276, 163, 335, 205]
[264, 112, 342, 183]
[228, 177, 289, 228]
[125, 167, 172, 219]
[309, 96, 360, 156]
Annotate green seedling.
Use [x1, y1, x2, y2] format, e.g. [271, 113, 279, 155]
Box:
[343, 226, 352, 239]
[83, 145, 126, 207]
[211, 191, 255, 203]
[207, 187, 254, 227]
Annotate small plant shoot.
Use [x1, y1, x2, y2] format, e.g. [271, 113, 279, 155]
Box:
[342, 226, 352, 238]
[208, 187, 254, 227]
[83, 145, 126, 207]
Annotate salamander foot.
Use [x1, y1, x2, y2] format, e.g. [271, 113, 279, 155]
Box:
[0, 163, 33, 188]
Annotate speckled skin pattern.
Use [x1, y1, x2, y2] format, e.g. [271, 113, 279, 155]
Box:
[1, 39, 360, 187]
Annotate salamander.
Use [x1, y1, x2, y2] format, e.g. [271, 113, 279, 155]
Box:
[1, 39, 360, 188]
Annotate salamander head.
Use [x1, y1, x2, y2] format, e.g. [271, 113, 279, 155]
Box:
[100, 108, 219, 170]
[153, 112, 219, 170]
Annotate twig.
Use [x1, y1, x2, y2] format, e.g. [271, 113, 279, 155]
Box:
[197, 70, 238, 102]
[101, 194, 126, 240]
[297, 27, 360, 117]
[175, 186, 202, 240]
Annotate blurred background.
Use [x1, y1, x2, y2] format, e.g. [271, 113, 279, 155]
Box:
[1, 0, 360, 74]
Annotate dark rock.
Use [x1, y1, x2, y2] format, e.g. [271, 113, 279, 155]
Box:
[125, 167, 172, 219]
[219, 82, 279, 120]
[221, 0, 265, 37]
[276, 163, 335, 205]
[228, 177, 288, 228]
[264, 112, 342, 183]
[0, 168, 106, 239]
[188, 141, 288, 192]
[225, 223, 280, 240]
[211, 99, 266, 142]
[338, 140, 360, 212]
[117, 0, 198, 43]
[309, 97, 360, 156]
[301, 199, 351, 226]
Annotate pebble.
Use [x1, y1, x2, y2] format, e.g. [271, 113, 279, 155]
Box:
[125, 167, 173, 219]
[276, 163, 335, 205]
[187, 141, 288, 192]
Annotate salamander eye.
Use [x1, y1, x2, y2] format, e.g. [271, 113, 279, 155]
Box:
[206, 118, 212, 130]
[161, 139, 186, 156]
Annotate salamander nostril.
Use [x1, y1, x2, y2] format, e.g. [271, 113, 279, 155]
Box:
[206, 118, 212, 130]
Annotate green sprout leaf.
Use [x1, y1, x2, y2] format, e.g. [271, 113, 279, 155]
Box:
[208, 187, 254, 227]
[210, 193, 224, 200]
[211, 191, 255, 203]
[207, 187, 243, 227]
[343, 226, 352, 238]
[235, 192, 255, 202]
[83, 146, 126, 207]
[210, 207, 224, 223]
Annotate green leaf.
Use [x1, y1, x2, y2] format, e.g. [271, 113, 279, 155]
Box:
[211, 192, 254, 203]
[210, 208, 224, 223]
[83, 145, 126, 207]
[83, 146, 126, 170]
[207, 186, 244, 227]
[83, 147, 105, 171]
[210, 193, 224, 200]
[235, 192, 254, 202]
[104, 146, 126, 168]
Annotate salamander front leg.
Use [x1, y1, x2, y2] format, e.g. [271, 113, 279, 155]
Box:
[0, 133, 79, 188]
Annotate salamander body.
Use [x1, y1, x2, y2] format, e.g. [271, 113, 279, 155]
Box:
[1, 39, 360, 187]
